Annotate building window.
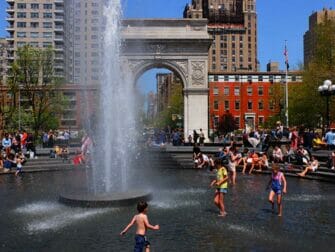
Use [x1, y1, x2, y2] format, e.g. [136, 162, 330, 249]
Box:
[269, 100, 274, 110]
[43, 13, 53, 19]
[258, 87, 264, 96]
[30, 32, 39, 38]
[224, 100, 229, 110]
[17, 32, 26, 38]
[234, 87, 240, 96]
[17, 22, 26, 28]
[224, 87, 229, 96]
[42, 42, 52, 48]
[221, 64, 227, 70]
[17, 12, 26, 18]
[213, 87, 219, 95]
[30, 22, 39, 28]
[258, 116, 264, 125]
[31, 12, 39, 18]
[214, 100, 219, 110]
[235, 100, 240, 110]
[30, 42, 39, 48]
[17, 42, 26, 48]
[234, 117, 240, 128]
[248, 101, 253, 110]
[258, 100, 264, 110]
[247, 87, 252, 96]
[43, 4, 53, 9]
[31, 3, 39, 9]
[43, 32, 52, 38]
[43, 22, 52, 28]
[17, 3, 26, 9]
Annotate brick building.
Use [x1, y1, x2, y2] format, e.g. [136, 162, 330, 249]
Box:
[208, 72, 302, 132]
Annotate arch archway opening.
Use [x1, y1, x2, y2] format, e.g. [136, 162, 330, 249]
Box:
[135, 66, 185, 146]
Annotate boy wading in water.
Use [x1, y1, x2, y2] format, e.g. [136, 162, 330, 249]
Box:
[267, 164, 287, 216]
[120, 201, 159, 252]
[210, 159, 228, 217]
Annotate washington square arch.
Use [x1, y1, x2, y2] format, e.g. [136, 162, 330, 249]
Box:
[121, 19, 212, 140]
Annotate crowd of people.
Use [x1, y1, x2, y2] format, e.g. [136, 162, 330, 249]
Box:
[192, 123, 335, 182]
[0, 130, 34, 176]
[0, 129, 85, 174]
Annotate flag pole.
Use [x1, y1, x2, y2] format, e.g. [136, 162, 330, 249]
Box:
[284, 40, 289, 128]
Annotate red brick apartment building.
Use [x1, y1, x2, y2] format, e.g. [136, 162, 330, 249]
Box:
[208, 72, 302, 132]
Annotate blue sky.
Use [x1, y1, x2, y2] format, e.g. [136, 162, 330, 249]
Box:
[1, 0, 334, 93]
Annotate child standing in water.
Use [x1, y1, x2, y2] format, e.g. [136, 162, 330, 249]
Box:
[267, 164, 287, 216]
[210, 159, 228, 217]
[120, 201, 159, 252]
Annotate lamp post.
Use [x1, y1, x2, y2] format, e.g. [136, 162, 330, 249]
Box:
[318, 80, 335, 129]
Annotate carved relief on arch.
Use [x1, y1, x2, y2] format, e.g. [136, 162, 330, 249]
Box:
[127, 59, 148, 73]
[191, 61, 205, 86]
[173, 60, 188, 79]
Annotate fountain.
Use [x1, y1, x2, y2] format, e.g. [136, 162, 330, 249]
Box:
[59, 0, 151, 207]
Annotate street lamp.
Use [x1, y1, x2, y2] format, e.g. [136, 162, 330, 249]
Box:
[318, 80, 335, 128]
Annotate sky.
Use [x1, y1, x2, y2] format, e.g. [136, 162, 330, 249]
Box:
[0, 0, 334, 94]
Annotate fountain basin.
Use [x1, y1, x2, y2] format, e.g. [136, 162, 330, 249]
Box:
[59, 191, 152, 208]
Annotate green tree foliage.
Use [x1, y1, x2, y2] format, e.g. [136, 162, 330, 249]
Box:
[154, 83, 184, 128]
[7, 45, 65, 137]
[290, 18, 335, 127]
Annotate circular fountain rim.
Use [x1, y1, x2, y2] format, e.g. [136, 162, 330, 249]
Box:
[59, 191, 152, 208]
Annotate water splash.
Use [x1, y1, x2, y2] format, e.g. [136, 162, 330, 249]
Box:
[14, 202, 116, 234]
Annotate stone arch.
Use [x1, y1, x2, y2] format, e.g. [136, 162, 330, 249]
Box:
[121, 19, 211, 142]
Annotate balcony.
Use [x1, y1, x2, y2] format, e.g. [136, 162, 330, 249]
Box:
[54, 46, 64, 51]
[6, 15, 14, 21]
[54, 64, 64, 69]
[54, 35, 64, 42]
[6, 25, 14, 31]
[55, 7, 64, 13]
[6, 6, 14, 13]
[54, 55, 64, 60]
[54, 25, 64, 32]
[54, 15, 64, 22]
[6, 36, 14, 41]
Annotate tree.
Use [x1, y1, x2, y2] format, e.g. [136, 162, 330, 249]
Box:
[7, 45, 65, 138]
[154, 83, 184, 128]
[217, 111, 238, 135]
[289, 18, 335, 127]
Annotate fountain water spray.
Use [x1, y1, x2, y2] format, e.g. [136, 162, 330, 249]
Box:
[92, 0, 137, 193]
[59, 0, 151, 207]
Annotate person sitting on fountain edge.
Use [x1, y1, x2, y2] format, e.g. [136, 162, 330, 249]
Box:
[120, 201, 160, 252]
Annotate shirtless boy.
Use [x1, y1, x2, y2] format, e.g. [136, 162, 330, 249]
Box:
[120, 201, 160, 252]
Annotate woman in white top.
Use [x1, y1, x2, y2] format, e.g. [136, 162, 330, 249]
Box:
[297, 156, 318, 177]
